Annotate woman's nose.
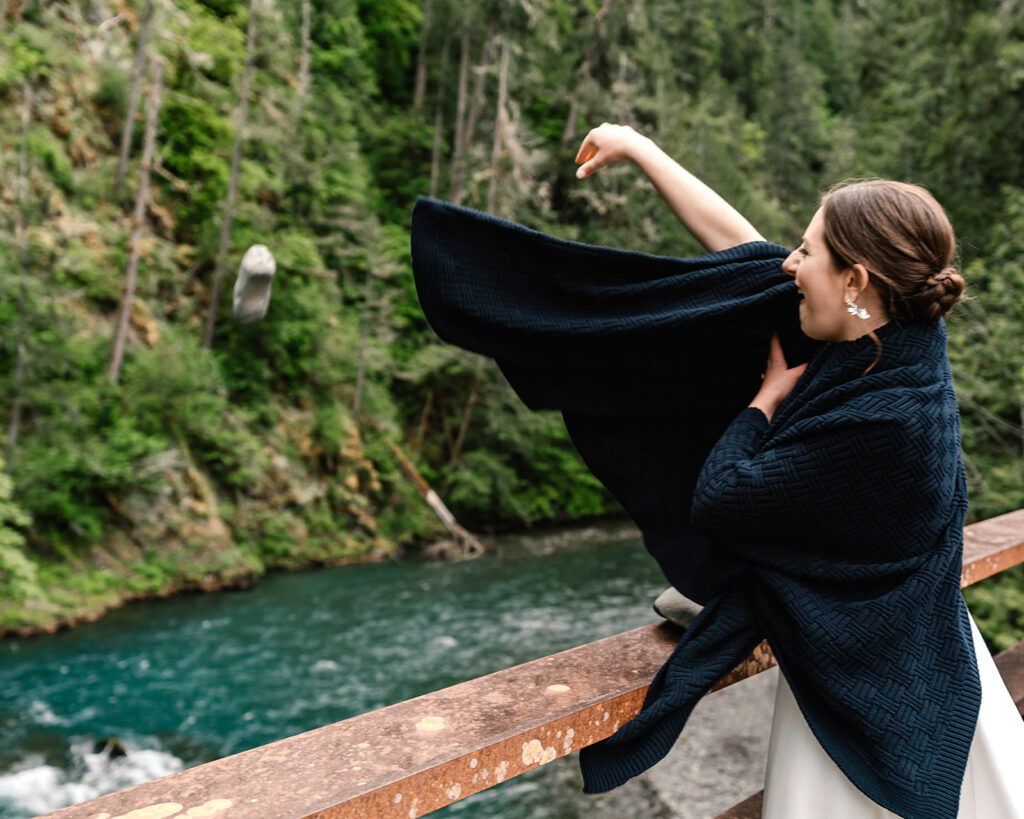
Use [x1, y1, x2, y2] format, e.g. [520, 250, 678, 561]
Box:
[782, 252, 798, 276]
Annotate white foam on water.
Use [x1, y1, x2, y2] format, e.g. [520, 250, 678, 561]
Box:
[311, 659, 340, 672]
[0, 737, 185, 818]
[28, 699, 66, 727]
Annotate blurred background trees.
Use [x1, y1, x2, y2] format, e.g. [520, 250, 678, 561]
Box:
[0, 0, 1021, 643]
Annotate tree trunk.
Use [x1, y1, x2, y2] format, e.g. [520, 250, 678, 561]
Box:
[428, 31, 451, 198]
[461, 11, 499, 156]
[385, 438, 483, 558]
[109, 60, 164, 383]
[297, 0, 311, 115]
[203, 0, 258, 349]
[358, 411, 483, 558]
[412, 0, 433, 109]
[7, 82, 32, 457]
[412, 389, 434, 454]
[115, 0, 154, 191]
[352, 267, 373, 414]
[560, 0, 613, 145]
[446, 357, 485, 473]
[449, 8, 499, 204]
[485, 35, 508, 214]
[447, 27, 470, 202]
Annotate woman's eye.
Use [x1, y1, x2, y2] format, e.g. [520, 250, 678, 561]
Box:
[798, 248, 809, 256]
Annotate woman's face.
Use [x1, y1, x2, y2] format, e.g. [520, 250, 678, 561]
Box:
[782, 208, 851, 342]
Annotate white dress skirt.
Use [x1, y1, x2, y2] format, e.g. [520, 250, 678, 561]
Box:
[762, 613, 1024, 818]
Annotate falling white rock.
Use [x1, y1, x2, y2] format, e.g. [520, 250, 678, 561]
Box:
[233, 244, 276, 324]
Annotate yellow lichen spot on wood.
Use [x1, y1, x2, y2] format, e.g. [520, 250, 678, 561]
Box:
[495, 760, 508, 783]
[393, 793, 402, 804]
[562, 727, 575, 753]
[546, 684, 570, 693]
[113, 804, 183, 819]
[603, 711, 609, 721]
[522, 738, 544, 765]
[523, 738, 556, 766]
[447, 783, 462, 801]
[415, 716, 446, 731]
[185, 800, 233, 817]
[469, 758, 478, 769]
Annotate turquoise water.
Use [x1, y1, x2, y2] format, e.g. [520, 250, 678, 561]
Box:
[0, 523, 668, 817]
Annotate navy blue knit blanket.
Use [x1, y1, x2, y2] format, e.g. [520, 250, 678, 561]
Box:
[410, 196, 981, 819]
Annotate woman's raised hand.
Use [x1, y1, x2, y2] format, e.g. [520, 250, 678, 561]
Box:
[574, 123, 645, 179]
[572, 122, 764, 252]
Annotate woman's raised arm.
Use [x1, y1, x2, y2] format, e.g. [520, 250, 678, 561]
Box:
[574, 123, 765, 253]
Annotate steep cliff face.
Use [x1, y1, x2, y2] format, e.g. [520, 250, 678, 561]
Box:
[1, 401, 437, 636]
[0, 1, 450, 635]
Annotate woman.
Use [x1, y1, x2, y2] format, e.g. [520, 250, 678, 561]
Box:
[571, 123, 1024, 818]
[409, 125, 1024, 819]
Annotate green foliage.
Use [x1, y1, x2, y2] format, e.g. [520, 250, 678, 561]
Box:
[8, 329, 168, 545]
[355, 0, 422, 102]
[27, 127, 73, 191]
[2, 0, 1024, 642]
[197, 0, 246, 22]
[0, 459, 38, 602]
[158, 93, 232, 235]
[0, 20, 55, 88]
[310, 0, 377, 97]
[948, 186, 1024, 522]
[122, 327, 268, 489]
[363, 110, 434, 224]
[964, 566, 1024, 653]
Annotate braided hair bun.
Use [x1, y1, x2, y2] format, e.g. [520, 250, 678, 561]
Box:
[914, 266, 966, 322]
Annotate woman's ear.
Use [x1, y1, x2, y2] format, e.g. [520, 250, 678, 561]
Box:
[845, 263, 871, 297]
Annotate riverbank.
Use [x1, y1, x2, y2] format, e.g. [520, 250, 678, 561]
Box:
[0, 536, 388, 640]
[1, 516, 638, 639]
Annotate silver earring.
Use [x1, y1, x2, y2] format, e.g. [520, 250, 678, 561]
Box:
[845, 297, 871, 320]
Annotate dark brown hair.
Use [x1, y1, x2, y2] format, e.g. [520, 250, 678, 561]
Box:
[821, 179, 967, 323]
[820, 180, 967, 375]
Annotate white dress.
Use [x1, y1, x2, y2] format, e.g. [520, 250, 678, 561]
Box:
[763, 612, 1024, 818]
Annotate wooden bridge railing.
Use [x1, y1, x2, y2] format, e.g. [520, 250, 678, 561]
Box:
[44, 508, 1024, 819]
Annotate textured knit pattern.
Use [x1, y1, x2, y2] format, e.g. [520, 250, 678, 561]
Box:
[411, 196, 818, 602]
[410, 197, 981, 819]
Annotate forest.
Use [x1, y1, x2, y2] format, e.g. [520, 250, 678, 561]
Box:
[0, 0, 1022, 646]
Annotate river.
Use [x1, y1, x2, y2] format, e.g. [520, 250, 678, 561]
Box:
[0, 521, 676, 818]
